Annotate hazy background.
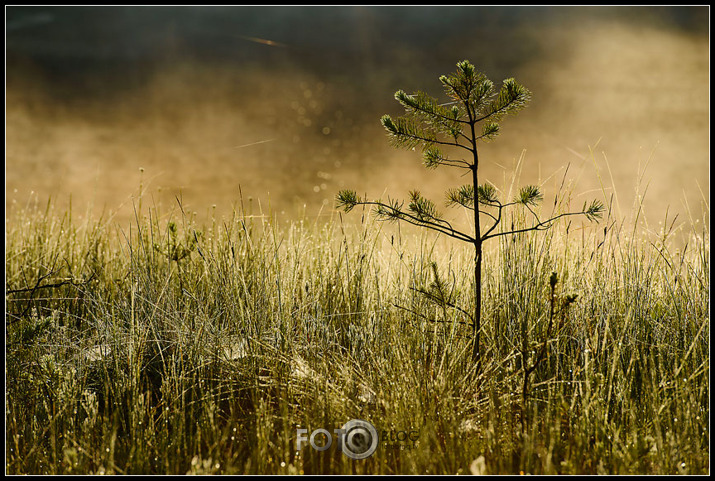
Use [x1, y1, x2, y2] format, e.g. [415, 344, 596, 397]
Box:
[6, 6, 709, 234]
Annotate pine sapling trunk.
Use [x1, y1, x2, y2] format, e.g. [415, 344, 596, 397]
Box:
[471, 147, 482, 371]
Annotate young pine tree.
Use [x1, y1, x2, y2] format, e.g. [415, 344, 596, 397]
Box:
[336, 60, 603, 372]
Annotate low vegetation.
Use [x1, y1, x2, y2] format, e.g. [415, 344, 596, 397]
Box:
[5, 184, 709, 473]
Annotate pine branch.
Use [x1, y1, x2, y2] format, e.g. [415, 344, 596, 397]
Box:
[424, 146, 472, 169]
[476, 121, 500, 141]
[516, 185, 543, 207]
[445, 184, 475, 209]
[481, 203, 504, 239]
[446, 183, 504, 210]
[476, 78, 531, 123]
[395, 90, 470, 129]
[404, 261, 474, 326]
[445, 183, 505, 234]
[477, 183, 500, 204]
[480, 208, 500, 223]
[381, 115, 436, 149]
[381, 115, 473, 153]
[482, 205, 603, 242]
[440, 61, 494, 109]
[393, 303, 473, 328]
[336, 189, 361, 212]
[8, 277, 78, 295]
[408, 190, 444, 223]
[338, 196, 475, 243]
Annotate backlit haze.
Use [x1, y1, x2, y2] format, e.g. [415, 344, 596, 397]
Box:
[6, 6, 709, 237]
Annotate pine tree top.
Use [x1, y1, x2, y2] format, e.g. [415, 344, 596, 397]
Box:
[381, 60, 531, 171]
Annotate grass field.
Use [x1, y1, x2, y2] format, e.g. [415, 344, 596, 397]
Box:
[5, 187, 709, 474]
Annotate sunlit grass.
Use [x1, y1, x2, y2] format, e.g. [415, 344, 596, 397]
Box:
[5, 191, 709, 474]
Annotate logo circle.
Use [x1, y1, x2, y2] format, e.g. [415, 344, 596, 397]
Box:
[340, 419, 379, 460]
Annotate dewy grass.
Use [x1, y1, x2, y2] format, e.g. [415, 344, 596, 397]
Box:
[5, 188, 709, 474]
